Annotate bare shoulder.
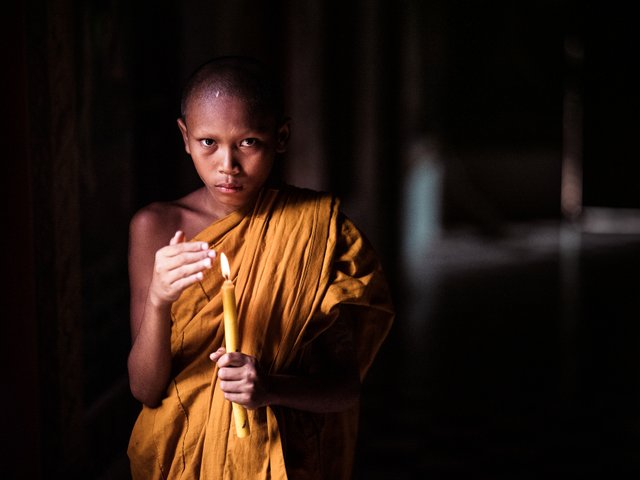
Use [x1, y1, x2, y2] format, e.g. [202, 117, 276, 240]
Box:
[129, 188, 207, 250]
[130, 202, 179, 248]
[129, 196, 195, 254]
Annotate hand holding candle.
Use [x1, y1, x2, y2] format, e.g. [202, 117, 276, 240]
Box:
[219, 252, 251, 438]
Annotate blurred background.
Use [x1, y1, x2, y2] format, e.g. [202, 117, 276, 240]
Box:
[4, 0, 640, 478]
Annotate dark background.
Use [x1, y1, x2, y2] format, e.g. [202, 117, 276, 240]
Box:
[3, 0, 640, 478]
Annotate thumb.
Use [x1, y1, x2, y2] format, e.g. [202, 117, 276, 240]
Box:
[209, 347, 226, 362]
[169, 230, 185, 245]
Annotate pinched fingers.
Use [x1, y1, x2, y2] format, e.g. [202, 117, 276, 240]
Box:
[169, 254, 213, 280]
[150, 237, 217, 303]
[156, 251, 217, 278]
[162, 238, 215, 261]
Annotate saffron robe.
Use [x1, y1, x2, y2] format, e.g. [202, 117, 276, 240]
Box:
[128, 185, 394, 479]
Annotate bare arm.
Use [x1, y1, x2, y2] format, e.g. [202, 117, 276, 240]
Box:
[211, 315, 361, 413]
[127, 208, 216, 407]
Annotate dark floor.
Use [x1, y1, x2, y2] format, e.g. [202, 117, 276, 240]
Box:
[353, 221, 640, 479]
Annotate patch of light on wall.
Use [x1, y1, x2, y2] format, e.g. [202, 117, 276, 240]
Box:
[401, 137, 443, 280]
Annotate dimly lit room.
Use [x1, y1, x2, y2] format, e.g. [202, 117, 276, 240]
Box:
[3, 0, 640, 478]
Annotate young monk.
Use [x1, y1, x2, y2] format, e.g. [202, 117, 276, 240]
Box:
[127, 56, 394, 479]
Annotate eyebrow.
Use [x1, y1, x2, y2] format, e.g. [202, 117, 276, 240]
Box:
[190, 126, 273, 138]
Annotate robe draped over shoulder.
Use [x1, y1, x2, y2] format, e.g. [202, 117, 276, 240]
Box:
[128, 185, 394, 479]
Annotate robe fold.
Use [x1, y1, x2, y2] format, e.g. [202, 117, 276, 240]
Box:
[128, 185, 394, 479]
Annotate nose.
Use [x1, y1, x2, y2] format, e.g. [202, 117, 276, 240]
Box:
[217, 146, 239, 176]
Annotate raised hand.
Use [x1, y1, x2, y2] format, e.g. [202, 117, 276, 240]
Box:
[148, 231, 217, 307]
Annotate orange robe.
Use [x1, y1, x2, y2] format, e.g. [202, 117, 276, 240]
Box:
[128, 185, 394, 479]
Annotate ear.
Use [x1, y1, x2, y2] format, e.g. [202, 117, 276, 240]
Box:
[275, 118, 291, 154]
[177, 118, 191, 154]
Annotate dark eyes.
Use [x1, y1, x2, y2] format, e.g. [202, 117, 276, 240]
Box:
[240, 138, 258, 147]
[199, 138, 258, 148]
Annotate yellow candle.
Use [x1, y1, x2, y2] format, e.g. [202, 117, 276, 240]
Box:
[219, 252, 250, 438]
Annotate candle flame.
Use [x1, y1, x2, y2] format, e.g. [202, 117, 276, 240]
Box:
[220, 252, 231, 280]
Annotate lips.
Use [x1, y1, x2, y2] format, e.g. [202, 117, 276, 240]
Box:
[216, 183, 243, 193]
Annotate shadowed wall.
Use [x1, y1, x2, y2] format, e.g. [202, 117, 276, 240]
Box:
[4, 0, 640, 478]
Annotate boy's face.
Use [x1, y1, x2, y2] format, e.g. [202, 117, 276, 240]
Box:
[178, 95, 289, 216]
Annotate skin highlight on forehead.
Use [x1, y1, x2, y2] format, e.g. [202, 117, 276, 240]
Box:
[185, 94, 275, 136]
[180, 56, 284, 123]
[184, 86, 280, 135]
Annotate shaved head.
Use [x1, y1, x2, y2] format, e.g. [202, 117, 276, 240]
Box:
[180, 56, 284, 123]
